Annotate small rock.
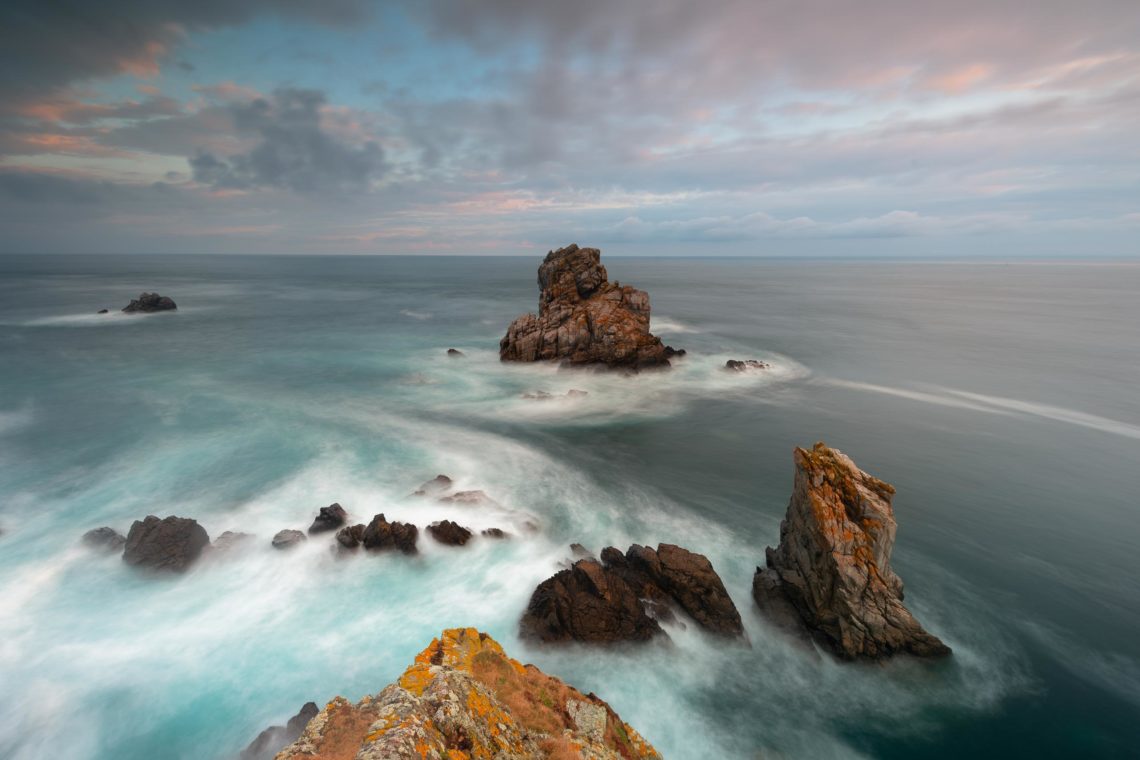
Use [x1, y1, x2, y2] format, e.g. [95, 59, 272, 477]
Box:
[272, 530, 306, 550]
[446, 348, 465, 357]
[121, 292, 177, 313]
[481, 528, 508, 539]
[212, 531, 254, 552]
[428, 520, 473, 546]
[96, 309, 109, 314]
[336, 524, 366, 549]
[725, 359, 769, 372]
[83, 526, 127, 551]
[438, 489, 491, 506]
[308, 503, 347, 534]
[240, 701, 319, 760]
[362, 514, 418, 554]
[122, 515, 209, 572]
[413, 474, 453, 496]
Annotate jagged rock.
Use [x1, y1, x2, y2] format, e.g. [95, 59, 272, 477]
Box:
[335, 523, 366, 549]
[82, 526, 126, 551]
[275, 628, 660, 760]
[753, 443, 951, 660]
[212, 531, 253, 552]
[427, 520, 472, 546]
[272, 530, 306, 550]
[122, 515, 209, 572]
[500, 244, 679, 369]
[307, 503, 347, 534]
[522, 544, 743, 643]
[361, 514, 418, 554]
[122, 292, 177, 313]
[240, 701, 318, 760]
[446, 348, 465, 357]
[725, 359, 769, 372]
[481, 528, 508, 539]
[413, 474, 452, 496]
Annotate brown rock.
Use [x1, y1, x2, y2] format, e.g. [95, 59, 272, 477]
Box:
[122, 515, 209, 572]
[427, 520, 472, 546]
[307, 503, 347, 534]
[753, 442, 951, 660]
[500, 244, 679, 369]
[335, 523, 365, 549]
[361, 514, 418, 554]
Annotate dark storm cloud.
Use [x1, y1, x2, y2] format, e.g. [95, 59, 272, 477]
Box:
[190, 89, 385, 192]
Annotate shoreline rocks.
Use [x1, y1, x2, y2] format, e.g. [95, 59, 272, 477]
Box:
[273, 627, 660, 760]
[122, 515, 209, 572]
[122, 292, 177, 313]
[753, 442, 951, 660]
[500, 244, 680, 369]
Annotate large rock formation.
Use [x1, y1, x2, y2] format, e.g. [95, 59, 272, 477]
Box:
[122, 292, 177, 313]
[275, 627, 660, 760]
[500, 244, 679, 369]
[752, 443, 951, 660]
[521, 543, 743, 643]
[122, 515, 209, 572]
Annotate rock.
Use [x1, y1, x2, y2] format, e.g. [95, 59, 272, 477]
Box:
[361, 514, 418, 554]
[272, 529, 306, 550]
[307, 503, 347, 534]
[82, 526, 126, 552]
[500, 244, 680, 369]
[522, 543, 743, 643]
[96, 308, 109, 314]
[335, 523, 366, 549]
[446, 348, 465, 357]
[212, 531, 253, 552]
[481, 527, 508, 539]
[437, 489, 492, 506]
[753, 442, 951, 660]
[122, 515, 209, 572]
[275, 628, 660, 760]
[240, 701, 319, 760]
[725, 359, 769, 372]
[427, 520, 473, 546]
[121, 292, 177, 313]
[566, 388, 588, 397]
[412, 474, 452, 496]
[569, 542, 594, 559]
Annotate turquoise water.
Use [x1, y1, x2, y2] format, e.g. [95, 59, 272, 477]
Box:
[0, 254, 1138, 759]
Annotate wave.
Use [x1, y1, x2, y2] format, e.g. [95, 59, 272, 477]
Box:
[649, 315, 699, 334]
[399, 309, 433, 320]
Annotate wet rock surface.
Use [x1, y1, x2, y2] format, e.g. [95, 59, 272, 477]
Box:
[725, 359, 769, 371]
[335, 523, 366, 549]
[427, 520, 472, 546]
[240, 701, 318, 760]
[500, 244, 679, 369]
[753, 442, 951, 660]
[122, 515, 209, 572]
[82, 526, 126, 551]
[274, 627, 660, 760]
[122, 292, 177, 313]
[361, 513, 418, 554]
[307, 503, 347, 534]
[272, 529, 307, 550]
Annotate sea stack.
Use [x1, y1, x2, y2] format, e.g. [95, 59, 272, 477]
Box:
[272, 627, 661, 759]
[500, 244, 680, 369]
[753, 443, 951, 660]
[122, 292, 177, 313]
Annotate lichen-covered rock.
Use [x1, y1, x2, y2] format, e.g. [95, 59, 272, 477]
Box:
[522, 543, 743, 643]
[122, 515, 209, 572]
[361, 514, 418, 554]
[753, 442, 951, 660]
[275, 627, 660, 760]
[308, 504, 347, 534]
[500, 244, 678, 369]
[121, 292, 177, 313]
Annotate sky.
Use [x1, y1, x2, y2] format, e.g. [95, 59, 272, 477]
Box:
[0, 0, 1138, 256]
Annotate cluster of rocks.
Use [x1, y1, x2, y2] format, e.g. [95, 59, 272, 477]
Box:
[500, 244, 683, 370]
[259, 628, 660, 760]
[520, 543, 744, 644]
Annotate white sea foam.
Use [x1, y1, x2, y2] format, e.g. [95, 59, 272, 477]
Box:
[399, 309, 433, 320]
[649, 315, 700, 334]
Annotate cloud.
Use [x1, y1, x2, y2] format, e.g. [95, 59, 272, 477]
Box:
[188, 89, 385, 192]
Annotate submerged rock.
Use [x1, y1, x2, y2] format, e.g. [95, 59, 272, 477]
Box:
[275, 627, 660, 760]
[96, 308, 109, 314]
[121, 292, 177, 313]
[446, 348, 465, 357]
[437, 489, 492, 506]
[272, 529, 306, 550]
[753, 442, 951, 660]
[481, 527, 508, 539]
[725, 359, 769, 371]
[412, 474, 452, 496]
[361, 513, 418, 554]
[522, 543, 743, 644]
[240, 701, 318, 760]
[82, 526, 126, 551]
[122, 515, 209, 572]
[307, 503, 347, 534]
[212, 531, 253, 552]
[500, 244, 680, 369]
[427, 520, 472, 546]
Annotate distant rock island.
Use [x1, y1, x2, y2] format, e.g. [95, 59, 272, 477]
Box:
[121, 292, 177, 313]
[500, 244, 682, 369]
[267, 627, 661, 760]
[753, 442, 951, 660]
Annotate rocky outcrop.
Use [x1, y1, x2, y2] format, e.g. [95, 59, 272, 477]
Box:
[521, 543, 742, 643]
[307, 504, 347, 534]
[753, 443, 951, 660]
[82, 526, 126, 551]
[272, 529, 307, 550]
[275, 627, 660, 760]
[122, 515, 209, 572]
[240, 701, 318, 760]
[427, 520, 472, 546]
[500, 244, 679, 369]
[361, 514, 418, 554]
[122, 292, 177, 313]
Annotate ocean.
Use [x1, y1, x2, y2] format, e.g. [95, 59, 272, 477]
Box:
[0, 253, 1137, 759]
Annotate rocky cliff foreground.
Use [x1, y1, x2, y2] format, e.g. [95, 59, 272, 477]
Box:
[271, 627, 660, 760]
[753, 443, 951, 660]
[500, 244, 680, 369]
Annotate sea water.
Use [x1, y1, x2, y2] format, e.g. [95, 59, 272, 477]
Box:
[0, 254, 1137, 759]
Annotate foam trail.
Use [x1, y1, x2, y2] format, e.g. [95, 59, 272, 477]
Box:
[822, 379, 1019, 416]
[935, 387, 1140, 440]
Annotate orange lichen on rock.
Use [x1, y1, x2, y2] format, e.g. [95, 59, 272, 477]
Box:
[275, 628, 661, 760]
